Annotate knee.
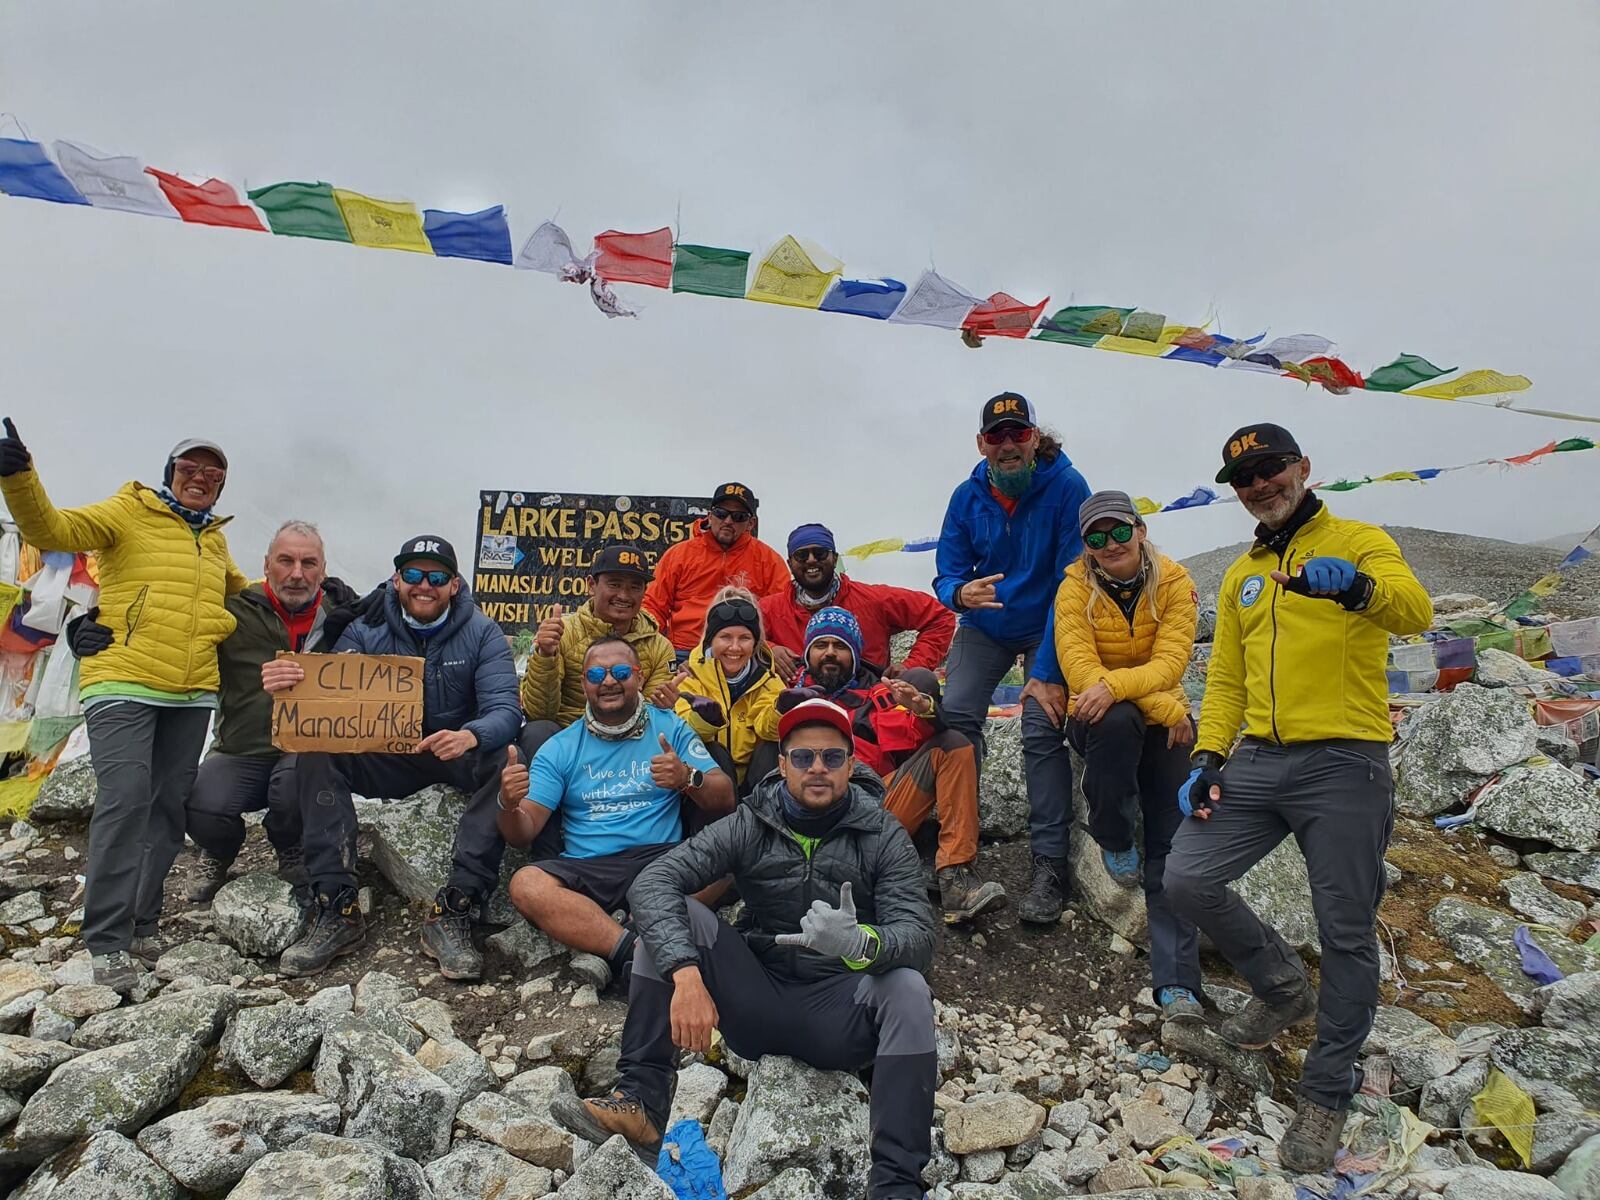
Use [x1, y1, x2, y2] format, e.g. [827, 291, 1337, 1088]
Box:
[1100, 701, 1145, 733]
[509, 865, 561, 921]
[1160, 859, 1214, 910]
[519, 721, 560, 759]
[684, 898, 721, 948]
[899, 668, 940, 699]
[871, 967, 932, 1013]
[865, 969, 936, 1054]
[1020, 702, 1064, 748]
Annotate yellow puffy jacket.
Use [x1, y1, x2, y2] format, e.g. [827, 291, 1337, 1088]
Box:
[1054, 551, 1197, 728]
[1198, 501, 1432, 752]
[674, 648, 783, 783]
[1, 470, 248, 693]
[520, 600, 676, 726]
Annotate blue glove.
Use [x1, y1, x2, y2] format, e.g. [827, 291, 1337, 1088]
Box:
[1286, 556, 1357, 596]
[1179, 751, 1226, 818]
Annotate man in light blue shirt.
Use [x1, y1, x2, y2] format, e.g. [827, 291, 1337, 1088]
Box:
[498, 636, 734, 990]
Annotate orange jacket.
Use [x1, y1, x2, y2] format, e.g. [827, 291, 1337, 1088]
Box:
[642, 525, 790, 650]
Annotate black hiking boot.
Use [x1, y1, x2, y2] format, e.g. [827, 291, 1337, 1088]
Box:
[1278, 1097, 1350, 1174]
[279, 887, 365, 976]
[1219, 983, 1318, 1049]
[184, 850, 230, 903]
[937, 863, 1007, 924]
[1018, 854, 1071, 925]
[421, 886, 483, 981]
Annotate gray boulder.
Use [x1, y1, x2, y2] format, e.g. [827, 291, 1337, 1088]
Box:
[1553, 1132, 1600, 1199]
[1158, 1018, 1274, 1094]
[723, 1055, 872, 1200]
[1438, 1167, 1565, 1198]
[1502, 872, 1588, 933]
[1524, 851, 1600, 891]
[1232, 839, 1320, 954]
[1389, 1026, 1462, 1089]
[454, 1090, 587, 1171]
[11, 1130, 183, 1199]
[220, 1001, 326, 1087]
[668, 1061, 729, 1127]
[501, 1063, 578, 1114]
[134, 1089, 341, 1193]
[229, 1132, 432, 1200]
[152, 940, 252, 984]
[313, 1014, 458, 1162]
[12, 1036, 204, 1153]
[1475, 647, 1555, 688]
[977, 716, 1030, 839]
[1418, 1057, 1489, 1130]
[0, 1036, 79, 1091]
[747, 1167, 827, 1199]
[1066, 755, 1147, 944]
[212, 872, 309, 956]
[28, 757, 95, 823]
[426, 1138, 554, 1200]
[1491, 1026, 1600, 1111]
[415, 1036, 498, 1106]
[1429, 897, 1600, 1011]
[486, 921, 568, 973]
[1533, 1111, 1600, 1176]
[354, 969, 418, 1012]
[1475, 763, 1600, 851]
[944, 1092, 1046, 1154]
[35, 984, 119, 1023]
[71, 985, 236, 1050]
[1536, 971, 1600, 1031]
[1396, 684, 1538, 816]
[553, 1133, 673, 1199]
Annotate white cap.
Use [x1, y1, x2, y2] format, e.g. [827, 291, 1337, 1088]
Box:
[167, 438, 228, 470]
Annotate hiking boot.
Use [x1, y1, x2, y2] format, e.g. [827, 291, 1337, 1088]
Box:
[184, 850, 230, 903]
[1018, 854, 1071, 925]
[1156, 986, 1206, 1023]
[92, 951, 140, 995]
[937, 864, 1007, 925]
[1278, 1098, 1350, 1174]
[279, 888, 365, 976]
[1101, 845, 1142, 889]
[569, 953, 612, 990]
[274, 843, 309, 886]
[1219, 983, 1318, 1049]
[549, 1091, 662, 1164]
[421, 887, 483, 981]
[129, 933, 162, 965]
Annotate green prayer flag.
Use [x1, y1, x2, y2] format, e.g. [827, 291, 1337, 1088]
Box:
[1554, 438, 1596, 452]
[1475, 629, 1518, 654]
[247, 181, 351, 241]
[1363, 353, 1451, 393]
[1034, 305, 1134, 346]
[671, 244, 751, 298]
[1322, 478, 1369, 492]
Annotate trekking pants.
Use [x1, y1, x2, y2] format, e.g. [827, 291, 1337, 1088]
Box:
[186, 751, 299, 864]
[1163, 737, 1394, 1108]
[619, 899, 936, 1200]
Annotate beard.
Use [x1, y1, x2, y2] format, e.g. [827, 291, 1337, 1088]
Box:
[1242, 476, 1307, 529]
[989, 462, 1035, 498]
[812, 660, 852, 691]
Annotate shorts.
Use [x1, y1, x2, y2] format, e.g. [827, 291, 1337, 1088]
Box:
[532, 842, 679, 913]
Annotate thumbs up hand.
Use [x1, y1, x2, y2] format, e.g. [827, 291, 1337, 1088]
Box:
[0, 418, 31, 477]
[650, 732, 689, 791]
[499, 744, 530, 811]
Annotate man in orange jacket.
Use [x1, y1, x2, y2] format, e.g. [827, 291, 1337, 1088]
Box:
[642, 483, 788, 661]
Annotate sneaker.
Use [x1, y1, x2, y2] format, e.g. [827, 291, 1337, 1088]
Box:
[1101, 845, 1142, 889]
[1156, 986, 1206, 1023]
[1018, 854, 1071, 925]
[184, 850, 230, 903]
[1278, 1098, 1350, 1174]
[421, 887, 483, 981]
[937, 864, 1007, 925]
[92, 950, 140, 995]
[569, 952, 612, 990]
[1219, 983, 1318, 1050]
[279, 888, 366, 977]
[549, 1091, 662, 1164]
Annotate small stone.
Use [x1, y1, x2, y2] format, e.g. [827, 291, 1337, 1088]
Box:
[944, 1091, 1046, 1154]
[153, 940, 251, 984]
[354, 970, 418, 1012]
[0, 1034, 79, 1090]
[1109, 934, 1135, 956]
[959, 1147, 1005, 1182]
[212, 873, 309, 956]
[1088, 1156, 1149, 1193]
[38, 983, 120, 1021]
[426, 1139, 554, 1200]
[12, 1036, 204, 1153]
[11, 1130, 183, 1199]
[134, 1090, 341, 1193]
[415, 1037, 498, 1106]
[1117, 1098, 1188, 1149]
[569, 985, 599, 1009]
[667, 1062, 729, 1127]
[455, 1090, 586, 1171]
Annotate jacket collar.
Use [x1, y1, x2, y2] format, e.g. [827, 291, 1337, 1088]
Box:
[575, 599, 660, 642]
[131, 482, 232, 530]
[1252, 492, 1325, 555]
[380, 583, 475, 641]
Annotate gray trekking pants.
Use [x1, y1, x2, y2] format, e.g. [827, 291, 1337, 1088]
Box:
[1162, 737, 1394, 1109]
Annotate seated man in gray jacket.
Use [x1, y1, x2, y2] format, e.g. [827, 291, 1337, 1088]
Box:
[548, 697, 939, 1200]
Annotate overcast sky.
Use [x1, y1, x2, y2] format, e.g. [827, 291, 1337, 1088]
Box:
[3, 2, 1597, 592]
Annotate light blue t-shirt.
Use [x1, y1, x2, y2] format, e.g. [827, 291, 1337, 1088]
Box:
[526, 706, 720, 859]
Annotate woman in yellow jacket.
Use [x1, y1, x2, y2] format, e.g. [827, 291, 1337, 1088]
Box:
[0, 420, 247, 994]
[1055, 490, 1204, 1024]
[669, 587, 782, 798]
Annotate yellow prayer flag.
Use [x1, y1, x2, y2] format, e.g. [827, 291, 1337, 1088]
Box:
[0, 722, 30, 754]
[746, 235, 841, 309]
[1132, 497, 1162, 515]
[1373, 471, 1423, 483]
[1095, 325, 1189, 357]
[1403, 370, 1533, 400]
[332, 190, 433, 254]
[1474, 1068, 1535, 1167]
[0, 582, 21, 629]
[0, 776, 43, 821]
[843, 538, 906, 560]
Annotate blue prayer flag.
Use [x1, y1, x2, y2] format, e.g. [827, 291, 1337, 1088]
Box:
[1161, 487, 1218, 512]
[0, 139, 88, 205]
[819, 277, 906, 320]
[423, 205, 512, 265]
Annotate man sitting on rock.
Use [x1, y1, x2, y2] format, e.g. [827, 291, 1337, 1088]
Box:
[497, 636, 734, 991]
[549, 697, 938, 1197]
[274, 534, 523, 981]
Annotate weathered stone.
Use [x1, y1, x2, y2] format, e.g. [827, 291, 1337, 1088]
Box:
[945, 1092, 1047, 1155]
[229, 1132, 432, 1200]
[747, 1166, 827, 1200]
[71, 985, 236, 1050]
[1430, 897, 1600, 1011]
[1088, 1156, 1152, 1194]
[305, 983, 354, 1016]
[1525, 851, 1600, 891]
[1491, 1026, 1600, 1111]
[1553, 1132, 1600, 1199]
[503, 1063, 578, 1114]
[1438, 1166, 1565, 1198]
[28, 756, 95, 823]
[0, 963, 55, 1013]
[1390, 1027, 1462, 1089]
[152, 940, 251, 984]
[134, 1089, 341, 1193]
[582, 1041, 622, 1095]
[353, 969, 419, 1012]
[1533, 1111, 1600, 1176]
[12, 1037, 204, 1152]
[0, 1036, 79, 1091]
[1418, 1058, 1489, 1130]
[1233, 839, 1319, 954]
[668, 1061, 729, 1127]
[211, 872, 309, 956]
[706, 1096, 739, 1159]
[1046, 1100, 1089, 1140]
[1475, 762, 1600, 851]
[1236, 1179, 1297, 1200]
[219, 1001, 325, 1088]
[1502, 872, 1588, 933]
[27, 1007, 75, 1045]
[313, 1015, 458, 1162]
[977, 716, 1030, 839]
[723, 1055, 871, 1200]
[486, 921, 568, 973]
[1116, 1099, 1187, 1150]
[1537, 971, 1600, 1031]
[0, 892, 46, 924]
[416, 1037, 498, 1105]
[455, 1090, 588, 1170]
[395, 996, 455, 1042]
[36, 985, 119, 1022]
[961, 1147, 1007, 1182]
[11, 1130, 183, 1199]
[1396, 684, 1539, 816]
[355, 1003, 426, 1054]
[1475, 647, 1555, 688]
[1159, 1018, 1274, 1094]
[1362, 1003, 1438, 1052]
[554, 1133, 673, 1199]
[426, 1138, 554, 1200]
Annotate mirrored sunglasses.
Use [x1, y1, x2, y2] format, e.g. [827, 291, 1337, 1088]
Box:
[1084, 524, 1136, 550]
[400, 567, 453, 587]
[585, 663, 635, 684]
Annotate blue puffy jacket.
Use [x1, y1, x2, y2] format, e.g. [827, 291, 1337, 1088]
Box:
[933, 451, 1091, 674]
[333, 584, 523, 754]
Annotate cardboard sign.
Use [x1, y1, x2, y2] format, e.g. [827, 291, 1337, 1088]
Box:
[471, 490, 707, 633]
[270, 653, 425, 754]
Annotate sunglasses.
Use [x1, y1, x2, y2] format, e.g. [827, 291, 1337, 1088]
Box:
[784, 746, 849, 771]
[1084, 523, 1136, 550]
[585, 663, 635, 684]
[709, 598, 761, 627]
[791, 547, 833, 563]
[711, 506, 753, 523]
[1231, 456, 1300, 488]
[399, 567, 453, 587]
[981, 425, 1036, 447]
[172, 458, 226, 484]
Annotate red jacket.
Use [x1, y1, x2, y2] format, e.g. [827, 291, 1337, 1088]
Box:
[642, 525, 790, 651]
[761, 574, 956, 672]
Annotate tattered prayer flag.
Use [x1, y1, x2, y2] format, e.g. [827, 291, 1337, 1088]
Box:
[1161, 487, 1218, 511]
[887, 271, 979, 328]
[1474, 1069, 1536, 1167]
[1165, 331, 1262, 366]
[0, 139, 88, 204]
[1099, 325, 1190, 357]
[962, 292, 1048, 339]
[145, 169, 265, 230]
[1503, 442, 1559, 466]
[672, 244, 751, 298]
[1132, 497, 1162, 516]
[842, 538, 907, 560]
[1363, 353, 1452, 393]
[819, 277, 906, 319]
[593, 227, 674, 288]
[247, 181, 351, 242]
[1225, 333, 1335, 374]
[1283, 356, 1365, 393]
[1119, 311, 1166, 342]
[52, 141, 173, 217]
[1555, 438, 1597, 453]
[333, 190, 432, 253]
[515, 221, 582, 274]
[423, 206, 511, 264]
[1034, 305, 1133, 347]
[747, 235, 841, 308]
[1322, 478, 1369, 492]
[1404, 369, 1533, 400]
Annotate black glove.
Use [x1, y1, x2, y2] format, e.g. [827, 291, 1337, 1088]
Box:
[0, 418, 30, 477]
[1178, 750, 1227, 818]
[685, 694, 725, 728]
[65, 606, 114, 657]
[775, 685, 825, 714]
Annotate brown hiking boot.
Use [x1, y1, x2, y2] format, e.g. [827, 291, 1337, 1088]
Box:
[184, 850, 230, 903]
[549, 1091, 661, 1163]
[937, 864, 1007, 925]
[1278, 1098, 1350, 1174]
[1219, 983, 1317, 1049]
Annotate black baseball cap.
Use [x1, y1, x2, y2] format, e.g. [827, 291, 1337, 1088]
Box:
[590, 543, 654, 581]
[1215, 423, 1303, 485]
[711, 482, 758, 511]
[394, 534, 458, 574]
[979, 391, 1037, 433]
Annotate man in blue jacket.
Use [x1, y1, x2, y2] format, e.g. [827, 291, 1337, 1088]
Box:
[273, 535, 523, 980]
[934, 393, 1091, 927]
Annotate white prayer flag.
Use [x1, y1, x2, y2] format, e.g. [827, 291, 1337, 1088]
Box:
[515, 220, 580, 274]
[886, 270, 979, 329]
[52, 140, 175, 218]
[1224, 333, 1337, 374]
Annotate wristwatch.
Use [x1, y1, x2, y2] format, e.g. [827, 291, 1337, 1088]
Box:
[685, 767, 705, 791]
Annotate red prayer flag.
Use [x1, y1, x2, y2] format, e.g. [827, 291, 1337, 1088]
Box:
[1284, 355, 1365, 393]
[146, 168, 265, 231]
[593, 227, 674, 288]
[961, 292, 1049, 339]
[1503, 441, 1558, 466]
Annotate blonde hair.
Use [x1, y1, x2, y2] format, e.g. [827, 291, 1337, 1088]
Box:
[1079, 538, 1164, 625]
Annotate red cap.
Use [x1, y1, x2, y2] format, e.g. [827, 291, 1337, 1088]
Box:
[777, 698, 855, 748]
